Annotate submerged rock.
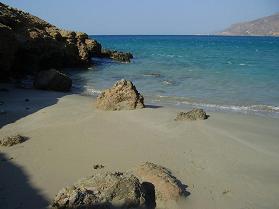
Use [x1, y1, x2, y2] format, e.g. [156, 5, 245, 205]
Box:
[133, 162, 188, 202]
[34, 69, 72, 92]
[51, 172, 145, 209]
[100, 49, 133, 63]
[96, 79, 144, 111]
[0, 135, 28, 147]
[175, 108, 208, 121]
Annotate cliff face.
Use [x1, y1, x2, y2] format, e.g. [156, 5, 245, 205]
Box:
[218, 13, 279, 36]
[0, 3, 102, 79]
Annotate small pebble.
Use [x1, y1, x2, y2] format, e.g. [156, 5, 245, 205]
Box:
[93, 164, 105, 169]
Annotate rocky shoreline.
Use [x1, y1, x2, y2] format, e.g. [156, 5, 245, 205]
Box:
[0, 2, 133, 82]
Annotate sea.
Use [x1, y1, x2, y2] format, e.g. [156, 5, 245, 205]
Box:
[69, 35, 279, 118]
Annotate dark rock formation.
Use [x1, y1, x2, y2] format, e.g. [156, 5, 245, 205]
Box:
[0, 134, 28, 146]
[218, 13, 279, 36]
[0, 2, 133, 81]
[51, 172, 145, 209]
[96, 79, 144, 111]
[33, 69, 72, 92]
[133, 162, 188, 202]
[175, 108, 208, 121]
[100, 49, 134, 63]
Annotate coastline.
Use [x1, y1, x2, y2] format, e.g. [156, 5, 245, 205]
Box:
[1, 86, 279, 209]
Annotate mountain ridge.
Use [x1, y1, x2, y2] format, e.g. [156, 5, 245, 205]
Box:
[218, 13, 279, 36]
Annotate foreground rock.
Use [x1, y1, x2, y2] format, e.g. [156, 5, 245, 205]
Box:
[33, 69, 72, 92]
[175, 108, 208, 121]
[134, 162, 188, 202]
[51, 172, 145, 209]
[100, 49, 133, 63]
[0, 135, 28, 146]
[96, 79, 144, 111]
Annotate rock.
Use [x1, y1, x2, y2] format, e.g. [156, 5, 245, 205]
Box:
[0, 2, 134, 80]
[76, 32, 88, 41]
[0, 134, 28, 147]
[96, 79, 144, 111]
[133, 162, 188, 202]
[101, 49, 133, 63]
[34, 69, 72, 92]
[175, 108, 208, 121]
[85, 39, 102, 56]
[0, 23, 18, 80]
[51, 172, 145, 209]
[93, 164, 105, 169]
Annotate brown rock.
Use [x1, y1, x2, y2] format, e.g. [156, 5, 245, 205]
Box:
[85, 39, 102, 56]
[101, 49, 133, 63]
[0, 23, 18, 80]
[175, 108, 208, 121]
[0, 134, 28, 147]
[96, 79, 144, 111]
[134, 162, 188, 202]
[51, 172, 145, 209]
[34, 69, 72, 92]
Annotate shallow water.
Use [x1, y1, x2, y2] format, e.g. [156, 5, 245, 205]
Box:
[69, 35, 279, 117]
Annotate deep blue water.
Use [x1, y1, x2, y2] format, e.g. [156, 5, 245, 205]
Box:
[70, 35, 279, 117]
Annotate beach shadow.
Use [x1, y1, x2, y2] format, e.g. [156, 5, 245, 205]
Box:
[0, 86, 71, 128]
[144, 105, 163, 109]
[0, 153, 49, 209]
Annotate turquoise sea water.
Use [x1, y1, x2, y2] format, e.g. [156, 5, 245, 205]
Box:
[70, 35, 279, 117]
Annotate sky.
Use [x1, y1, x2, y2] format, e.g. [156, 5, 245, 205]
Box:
[2, 0, 279, 35]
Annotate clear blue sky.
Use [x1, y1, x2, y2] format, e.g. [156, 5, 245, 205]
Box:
[2, 0, 279, 35]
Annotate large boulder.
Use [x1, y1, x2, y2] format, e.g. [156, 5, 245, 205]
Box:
[175, 108, 209, 121]
[96, 80, 144, 111]
[33, 69, 72, 92]
[51, 172, 145, 209]
[133, 162, 188, 202]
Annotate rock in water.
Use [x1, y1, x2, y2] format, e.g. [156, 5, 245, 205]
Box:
[0, 135, 28, 146]
[175, 108, 208, 121]
[133, 162, 188, 202]
[100, 49, 133, 63]
[34, 69, 72, 92]
[96, 79, 144, 111]
[51, 172, 145, 209]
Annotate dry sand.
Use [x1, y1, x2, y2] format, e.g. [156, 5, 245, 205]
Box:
[1, 85, 279, 209]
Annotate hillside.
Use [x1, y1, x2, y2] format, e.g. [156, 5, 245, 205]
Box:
[218, 13, 279, 36]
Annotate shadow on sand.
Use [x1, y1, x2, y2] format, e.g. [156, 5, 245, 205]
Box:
[0, 86, 71, 128]
[0, 153, 49, 209]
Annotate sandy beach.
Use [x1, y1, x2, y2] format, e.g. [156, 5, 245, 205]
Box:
[1, 85, 279, 209]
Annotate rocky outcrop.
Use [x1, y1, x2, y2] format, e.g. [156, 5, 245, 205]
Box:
[133, 162, 188, 202]
[0, 135, 28, 146]
[96, 79, 144, 111]
[33, 69, 72, 91]
[51, 172, 145, 209]
[0, 2, 133, 80]
[175, 108, 208, 121]
[100, 49, 134, 63]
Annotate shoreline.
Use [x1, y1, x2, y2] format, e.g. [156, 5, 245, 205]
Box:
[1, 86, 279, 209]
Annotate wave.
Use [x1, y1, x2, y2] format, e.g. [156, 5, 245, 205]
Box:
[72, 84, 102, 96]
[154, 95, 279, 114]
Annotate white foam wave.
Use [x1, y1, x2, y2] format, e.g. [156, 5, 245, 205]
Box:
[154, 95, 279, 113]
